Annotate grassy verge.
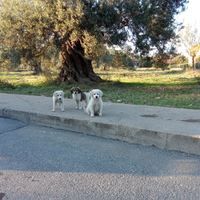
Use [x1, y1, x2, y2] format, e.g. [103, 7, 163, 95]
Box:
[0, 68, 200, 109]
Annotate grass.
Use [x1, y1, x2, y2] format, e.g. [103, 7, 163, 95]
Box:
[0, 68, 200, 109]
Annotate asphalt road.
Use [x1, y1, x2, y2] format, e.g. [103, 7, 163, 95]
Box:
[1, 117, 200, 200]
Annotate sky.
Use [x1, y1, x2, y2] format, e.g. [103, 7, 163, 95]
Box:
[175, 0, 200, 55]
[176, 0, 200, 29]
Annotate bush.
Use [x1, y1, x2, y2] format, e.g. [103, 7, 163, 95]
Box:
[195, 63, 200, 69]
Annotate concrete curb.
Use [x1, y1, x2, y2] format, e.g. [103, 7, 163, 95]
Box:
[1, 108, 200, 156]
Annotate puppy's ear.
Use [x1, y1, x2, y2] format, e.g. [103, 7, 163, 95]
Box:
[53, 91, 57, 97]
[90, 90, 93, 97]
[62, 91, 65, 96]
[99, 90, 103, 97]
[77, 87, 81, 93]
[70, 87, 74, 93]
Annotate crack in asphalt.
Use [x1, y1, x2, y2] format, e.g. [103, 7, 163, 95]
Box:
[0, 124, 29, 135]
[0, 116, 29, 135]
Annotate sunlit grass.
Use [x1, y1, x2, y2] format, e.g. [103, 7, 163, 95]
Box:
[0, 68, 200, 109]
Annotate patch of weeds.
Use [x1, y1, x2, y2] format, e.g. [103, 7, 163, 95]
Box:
[0, 79, 15, 89]
[194, 74, 200, 85]
[164, 70, 184, 75]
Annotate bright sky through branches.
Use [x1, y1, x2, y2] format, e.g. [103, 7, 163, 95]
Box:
[176, 0, 200, 56]
[176, 0, 200, 29]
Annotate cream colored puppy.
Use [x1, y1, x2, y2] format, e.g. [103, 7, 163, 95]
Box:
[52, 90, 65, 112]
[86, 89, 103, 117]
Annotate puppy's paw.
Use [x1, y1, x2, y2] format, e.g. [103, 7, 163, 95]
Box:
[90, 114, 94, 117]
[99, 113, 102, 117]
[61, 109, 65, 112]
[52, 109, 55, 112]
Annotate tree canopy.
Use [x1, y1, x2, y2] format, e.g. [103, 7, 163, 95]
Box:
[180, 24, 200, 69]
[0, 0, 188, 83]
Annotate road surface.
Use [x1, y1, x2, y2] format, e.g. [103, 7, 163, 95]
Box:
[1, 117, 200, 200]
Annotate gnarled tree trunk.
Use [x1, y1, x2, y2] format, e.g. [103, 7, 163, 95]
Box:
[58, 40, 102, 84]
[32, 60, 42, 75]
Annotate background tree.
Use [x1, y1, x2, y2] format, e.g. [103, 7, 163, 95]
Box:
[0, 20, 43, 74]
[0, 46, 57, 74]
[0, 48, 21, 71]
[152, 53, 169, 70]
[168, 54, 188, 64]
[0, 0, 188, 83]
[139, 56, 152, 68]
[112, 50, 135, 69]
[180, 24, 200, 69]
[92, 43, 107, 69]
[99, 50, 114, 70]
[196, 55, 200, 69]
[94, 48, 136, 70]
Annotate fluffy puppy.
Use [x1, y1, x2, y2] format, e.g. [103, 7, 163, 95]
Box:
[86, 89, 103, 117]
[52, 90, 65, 112]
[70, 87, 90, 111]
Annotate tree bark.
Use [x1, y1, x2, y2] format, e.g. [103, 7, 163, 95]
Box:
[58, 40, 102, 84]
[192, 56, 195, 70]
[33, 60, 42, 75]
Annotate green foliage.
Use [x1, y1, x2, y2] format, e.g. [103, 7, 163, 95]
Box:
[0, 79, 15, 89]
[112, 51, 127, 68]
[112, 51, 135, 69]
[94, 49, 137, 70]
[0, 48, 21, 70]
[139, 56, 152, 68]
[126, 57, 135, 68]
[0, 0, 188, 53]
[41, 47, 61, 82]
[169, 54, 188, 64]
[99, 50, 114, 70]
[152, 54, 169, 70]
[0, 0, 188, 76]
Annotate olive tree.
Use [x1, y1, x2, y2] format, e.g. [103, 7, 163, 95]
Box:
[0, 0, 188, 83]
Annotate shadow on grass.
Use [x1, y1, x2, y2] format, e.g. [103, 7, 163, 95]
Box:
[96, 69, 185, 76]
[0, 73, 199, 99]
[0, 79, 81, 98]
[100, 79, 198, 88]
[162, 70, 185, 75]
[0, 79, 15, 89]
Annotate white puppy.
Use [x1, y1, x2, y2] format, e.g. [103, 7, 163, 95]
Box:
[86, 89, 103, 117]
[52, 90, 65, 112]
[70, 87, 90, 111]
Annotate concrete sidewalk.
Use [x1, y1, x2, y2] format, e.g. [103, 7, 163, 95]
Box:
[0, 93, 200, 155]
